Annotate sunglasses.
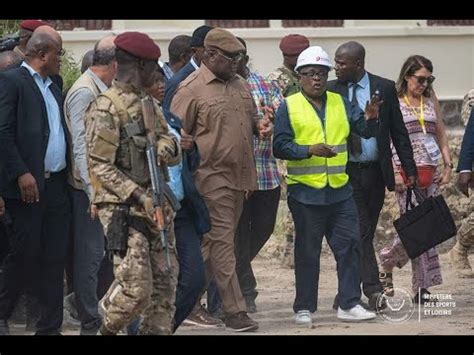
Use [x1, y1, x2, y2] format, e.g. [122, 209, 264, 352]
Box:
[215, 50, 245, 63]
[412, 75, 435, 85]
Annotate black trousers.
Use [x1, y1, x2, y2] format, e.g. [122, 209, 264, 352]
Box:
[234, 186, 281, 300]
[0, 172, 71, 334]
[346, 162, 385, 297]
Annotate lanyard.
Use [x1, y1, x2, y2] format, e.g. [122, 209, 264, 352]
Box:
[403, 95, 426, 134]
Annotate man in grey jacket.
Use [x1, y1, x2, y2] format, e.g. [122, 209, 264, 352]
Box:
[63, 35, 117, 335]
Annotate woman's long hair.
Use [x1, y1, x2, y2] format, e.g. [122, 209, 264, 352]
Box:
[395, 55, 434, 98]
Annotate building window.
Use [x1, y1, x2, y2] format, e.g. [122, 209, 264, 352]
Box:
[205, 20, 269, 28]
[427, 20, 474, 26]
[44, 20, 112, 31]
[282, 20, 343, 27]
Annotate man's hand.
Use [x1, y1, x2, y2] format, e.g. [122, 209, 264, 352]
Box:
[259, 97, 276, 123]
[18, 173, 39, 204]
[457, 171, 472, 197]
[244, 190, 253, 200]
[364, 93, 384, 121]
[394, 173, 406, 193]
[256, 117, 273, 139]
[309, 144, 337, 158]
[0, 197, 5, 217]
[180, 129, 194, 151]
[435, 167, 451, 186]
[90, 204, 98, 220]
[156, 140, 176, 164]
[406, 175, 417, 188]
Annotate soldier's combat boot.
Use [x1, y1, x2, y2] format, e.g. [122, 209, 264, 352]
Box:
[448, 241, 474, 278]
[99, 323, 116, 336]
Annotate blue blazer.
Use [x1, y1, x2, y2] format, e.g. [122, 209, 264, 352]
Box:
[163, 107, 211, 235]
[458, 109, 474, 172]
[162, 61, 196, 112]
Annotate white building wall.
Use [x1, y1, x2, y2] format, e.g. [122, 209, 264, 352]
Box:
[60, 20, 474, 100]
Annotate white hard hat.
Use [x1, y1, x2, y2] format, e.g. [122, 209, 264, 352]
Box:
[294, 46, 332, 72]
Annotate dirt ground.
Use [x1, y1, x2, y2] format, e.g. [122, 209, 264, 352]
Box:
[8, 250, 473, 336]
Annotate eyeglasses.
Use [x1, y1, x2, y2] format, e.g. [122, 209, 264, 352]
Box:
[299, 70, 328, 80]
[56, 48, 65, 57]
[412, 75, 435, 85]
[215, 50, 245, 63]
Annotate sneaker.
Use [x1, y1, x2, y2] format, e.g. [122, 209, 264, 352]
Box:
[337, 304, 376, 322]
[295, 310, 312, 325]
[224, 311, 258, 332]
[182, 305, 225, 328]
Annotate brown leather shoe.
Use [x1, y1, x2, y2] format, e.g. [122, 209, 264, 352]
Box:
[182, 305, 225, 328]
[224, 311, 258, 332]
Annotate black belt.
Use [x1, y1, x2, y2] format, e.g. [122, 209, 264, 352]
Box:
[347, 161, 379, 169]
[44, 169, 66, 179]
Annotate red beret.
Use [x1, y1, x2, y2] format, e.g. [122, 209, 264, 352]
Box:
[279, 34, 310, 56]
[114, 32, 161, 61]
[20, 19, 49, 31]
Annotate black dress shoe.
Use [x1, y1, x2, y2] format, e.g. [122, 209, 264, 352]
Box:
[368, 292, 387, 311]
[0, 319, 9, 335]
[414, 288, 431, 304]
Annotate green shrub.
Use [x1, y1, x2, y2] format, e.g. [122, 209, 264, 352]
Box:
[60, 50, 81, 91]
[0, 20, 20, 37]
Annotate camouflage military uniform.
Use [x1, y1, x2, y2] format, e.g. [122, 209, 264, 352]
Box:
[461, 88, 474, 126]
[267, 66, 301, 269]
[85, 81, 180, 334]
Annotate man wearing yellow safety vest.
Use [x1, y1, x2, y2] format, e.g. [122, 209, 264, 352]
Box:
[273, 46, 382, 325]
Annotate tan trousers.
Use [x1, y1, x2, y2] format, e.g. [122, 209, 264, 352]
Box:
[201, 187, 246, 314]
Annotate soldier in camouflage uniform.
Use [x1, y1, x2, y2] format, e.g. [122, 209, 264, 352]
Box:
[449, 103, 474, 278]
[85, 32, 181, 335]
[267, 34, 309, 268]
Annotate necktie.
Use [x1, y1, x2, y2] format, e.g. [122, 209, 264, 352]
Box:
[348, 83, 362, 157]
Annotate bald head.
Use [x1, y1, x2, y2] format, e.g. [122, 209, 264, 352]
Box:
[92, 35, 116, 66]
[0, 51, 22, 71]
[25, 32, 60, 58]
[33, 25, 62, 47]
[336, 41, 365, 63]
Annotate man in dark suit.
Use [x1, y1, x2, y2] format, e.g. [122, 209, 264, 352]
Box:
[327, 41, 416, 309]
[0, 29, 71, 335]
[162, 25, 213, 112]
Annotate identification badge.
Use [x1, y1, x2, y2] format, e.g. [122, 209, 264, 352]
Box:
[424, 136, 441, 162]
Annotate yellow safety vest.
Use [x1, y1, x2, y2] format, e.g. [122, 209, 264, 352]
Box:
[286, 91, 350, 189]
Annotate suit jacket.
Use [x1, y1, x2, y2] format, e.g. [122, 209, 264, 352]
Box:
[0, 66, 70, 199]
[163, 107, 211, 235]
[327, 72, 416, 191]
[458, 109, 474, 172]
[162, 61, 196, 112]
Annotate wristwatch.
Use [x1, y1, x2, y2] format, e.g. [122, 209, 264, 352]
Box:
[445, 163, 454, 169]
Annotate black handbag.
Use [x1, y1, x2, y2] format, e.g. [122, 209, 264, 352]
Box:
[393, 187, 457, 259]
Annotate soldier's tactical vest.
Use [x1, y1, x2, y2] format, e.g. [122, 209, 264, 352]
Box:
[279, 66, 301, 98]
[99, 88, 150, 186]
[286, 91, 350, 189]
